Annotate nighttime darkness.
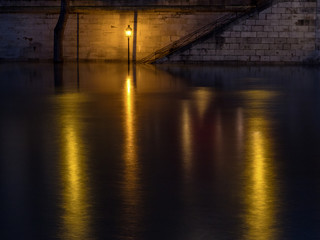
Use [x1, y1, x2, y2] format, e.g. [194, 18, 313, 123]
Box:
[1, 1, 320, 240]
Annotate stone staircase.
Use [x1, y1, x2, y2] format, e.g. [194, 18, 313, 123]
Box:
[138, 0, 275, 64]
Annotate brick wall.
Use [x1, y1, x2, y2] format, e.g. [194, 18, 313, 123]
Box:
[168, 0, 320, 63]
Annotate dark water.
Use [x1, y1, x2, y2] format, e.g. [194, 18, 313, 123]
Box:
[1, 63, 320, 240]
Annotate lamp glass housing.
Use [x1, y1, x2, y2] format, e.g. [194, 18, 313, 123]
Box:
[125, 25, 132, 37]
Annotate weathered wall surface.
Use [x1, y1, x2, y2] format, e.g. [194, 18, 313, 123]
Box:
[0, 9, 227, 61]
[0, 0, 251, 7]
[168, 0, 320, 63]
[316, 0, 320, 57]
[0, 0, 319, 63]
[0, 14, 55, 60]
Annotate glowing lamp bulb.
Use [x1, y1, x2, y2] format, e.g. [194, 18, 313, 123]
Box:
[125, 25, 132, 37]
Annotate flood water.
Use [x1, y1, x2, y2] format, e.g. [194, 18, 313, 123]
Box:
[1, 62, 320, 240]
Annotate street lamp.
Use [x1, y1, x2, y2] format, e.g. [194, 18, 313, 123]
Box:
[125, 25, 133, 68]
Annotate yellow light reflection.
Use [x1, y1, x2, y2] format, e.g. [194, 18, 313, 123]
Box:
[181, 101, 193, 178]
[193, 88, 212, 121]
[127, 78, 131, 94]
[244, 91, 278, 240]
[59, 94, 92, 240]
[122, 76, 141, 227]
[125, 77, 136, 162]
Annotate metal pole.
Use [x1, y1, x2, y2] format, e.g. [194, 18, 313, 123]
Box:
[128, 37, 130, 73]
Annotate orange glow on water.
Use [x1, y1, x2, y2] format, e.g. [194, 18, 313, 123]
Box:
[243, 90, 279, 240]
[181, 101, 193, 178]
[58, 94, 92, 240]
[122, 75, 141, 232]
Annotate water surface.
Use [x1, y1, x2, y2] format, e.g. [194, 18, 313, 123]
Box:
[1, 63, 320, 240]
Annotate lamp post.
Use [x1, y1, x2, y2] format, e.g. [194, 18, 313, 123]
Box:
[125, 25, 133, 71]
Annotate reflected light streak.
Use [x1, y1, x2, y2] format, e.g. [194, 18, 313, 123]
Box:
[244, 109, 277, 240]
[122, 76, 141, 229]
[252, 131, 267, 208]
[181, 101, 193, 178]
[127, 77, 131, 95]
[125, 77, 136, 165]
[236, 108, 244, 152]
[215, 110, 222, 151]
[59, 95, 92, 240]
[193, 88, 212, 121]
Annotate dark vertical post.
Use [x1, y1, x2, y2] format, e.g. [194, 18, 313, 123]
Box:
[128, 37, 130, 74]
[133, 60, 137, 88]
[133, 10, 138, 63]
[77, 13, 80, 89]
[54, 63, 63, 92]
[77, 61, 80, 89]
[54, 0, 70, 62]
[77, 13, 79, 62]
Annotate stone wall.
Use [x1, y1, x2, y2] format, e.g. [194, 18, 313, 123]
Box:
[0, 0, 319, 63]
[316, 0, 320, 57]
[168, 0, 320, 63]
[0, 9, 227, 61]
[0, 0, 251, 7]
